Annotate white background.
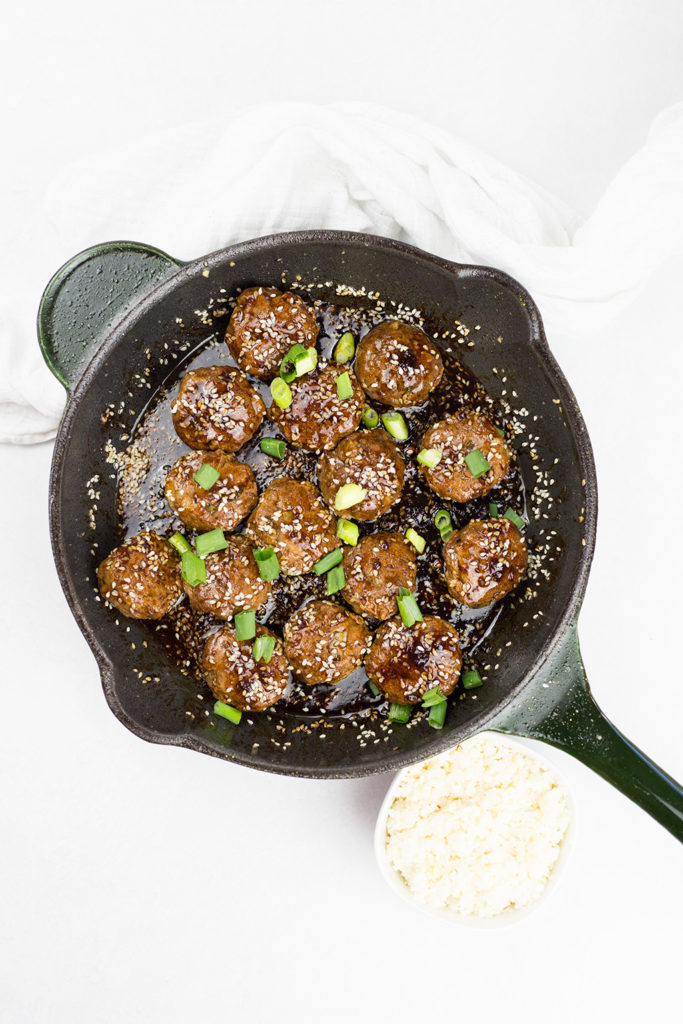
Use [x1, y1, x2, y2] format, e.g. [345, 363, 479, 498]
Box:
[2, 2, 682, 1022]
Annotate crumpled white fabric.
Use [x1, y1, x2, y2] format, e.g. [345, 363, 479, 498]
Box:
[2, 100, 683, 444]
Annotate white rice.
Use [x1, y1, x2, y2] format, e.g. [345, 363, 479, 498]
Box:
[385, 734, 571, 918]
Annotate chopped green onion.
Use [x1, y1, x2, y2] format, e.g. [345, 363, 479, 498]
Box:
[336, 371, 353, 401]
[503, 508, 525, 530]
[368, 680, 381, 697]
[287, 343, 308, 356]
[313, 548, 343, 575]
[361, 406, 379, 428]
[405, 528, 426, 554]
[193, 463, 220, 490]
[280, 344, 307, 382]
[334, 331, 355, 363]
[495, 425, 505, 438]
[397, 586, 424, 628]
[169, 532, 191, 556]
[488, 502, 499, 517]
[334, 483, 367, 511]
[260, 437, 287, 459]
[285, 343, 308, 360]
[421, 686, 446, 707]
[464, 448, 491, 478]
[428, 701, 447, 729]
[381, 411, 409, 441]
[294, 346, 318, 377]
[271, 377, 293, 409]
[253, 634, 276, 663]
[434, 509, 453, 542]
[326, 565, 346, 595]
[234, 609, 256, 642]
[388, 702, 411, 724]
[181, 551, 206, 587]
[336, 518, 359, 546]
[417, 448, 442, 468]
[254, 547, 281, 581]
[195, 528, 228, 559]
[462, 669, 483, 689]
[214, 701, 242, 724]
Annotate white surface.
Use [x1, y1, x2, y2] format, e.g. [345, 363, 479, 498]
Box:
[6, 6, 683, 444]
[1, 2, 683, 1022]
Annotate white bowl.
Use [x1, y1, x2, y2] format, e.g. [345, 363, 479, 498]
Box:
[374, 731, 576, 928]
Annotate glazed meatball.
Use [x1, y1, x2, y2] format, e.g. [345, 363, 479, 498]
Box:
[183, 535, 270, 619]
[171, 365, 265, 451]
[444, 517, 528, 608]
[355, 321, 443, 407]
[341, 531, 417, 620]
[164, 451, 257, 533]
[420, 409, 511, 502]
[201, 624, 288, 712]
[365, 615, 462, 704]
[225, 286, 319, 381]
[283, 600, 371, 686]
[97, 531, 182, 620]
[268, 362, 364, 452]
[317, 429, 405, 521]
[245, 478, 340, 576]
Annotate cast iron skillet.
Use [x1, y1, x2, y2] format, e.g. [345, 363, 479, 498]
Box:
[38, 231, 683, 840]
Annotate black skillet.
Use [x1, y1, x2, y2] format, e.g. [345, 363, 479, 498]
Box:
[38, 231, 683, 840]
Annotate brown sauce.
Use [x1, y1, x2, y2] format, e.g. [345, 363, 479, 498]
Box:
[118, 301, 526, 719]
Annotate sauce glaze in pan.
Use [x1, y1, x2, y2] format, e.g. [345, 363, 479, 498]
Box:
[116, 298, 528, 719]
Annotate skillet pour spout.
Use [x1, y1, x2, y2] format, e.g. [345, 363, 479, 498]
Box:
[38, 232, 683, 842]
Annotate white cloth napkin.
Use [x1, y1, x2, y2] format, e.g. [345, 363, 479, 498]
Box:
[3, 100, 683, 444]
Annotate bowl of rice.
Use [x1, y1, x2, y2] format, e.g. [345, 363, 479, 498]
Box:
[375, 732, 575, 927]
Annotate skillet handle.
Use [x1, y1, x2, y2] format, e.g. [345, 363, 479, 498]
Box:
[492, 622, 683, 842]
[37, 241, 181, 392]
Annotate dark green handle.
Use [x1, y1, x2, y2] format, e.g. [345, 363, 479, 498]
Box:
[38, 241, 181, 391]
[493, 623, 683, 841]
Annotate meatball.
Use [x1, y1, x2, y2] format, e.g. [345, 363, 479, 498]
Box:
[245, 478, 340, 576]
[355, 321, 443, 407]
[164, 451, 257, 533]
[201, 624, 288, 712]
[444, 517, 528, 608]
[97, 531, 182, 620]
[365, 615, 462, 704]
[268, 362, 364, 452]
[225, 286, 319, 381]
[183, 535, 270, 619]
[419, 409, 511, 502]
[317, 429, 405, 521]
[171, 365, 265, 451]
[283, 600, 371, 686]
[341, 531, 417, 620]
